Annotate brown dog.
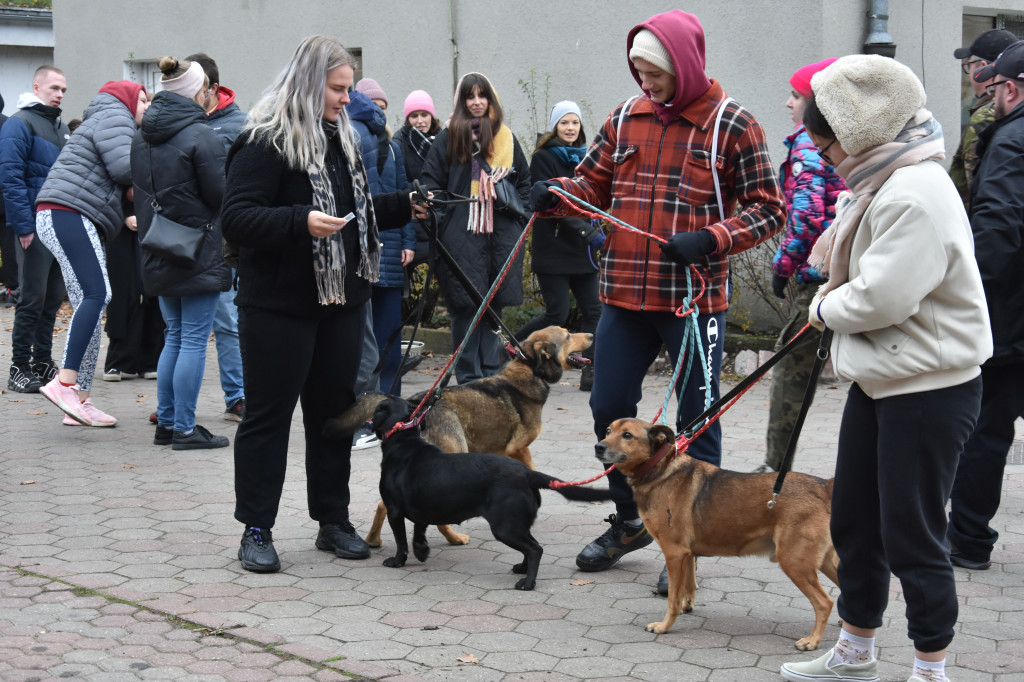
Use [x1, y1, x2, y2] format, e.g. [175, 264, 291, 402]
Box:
[595, 419, 838, 651]
[327, 326, 593, 547]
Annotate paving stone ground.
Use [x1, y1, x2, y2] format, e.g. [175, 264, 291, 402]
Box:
[1, 303, 1022, 681]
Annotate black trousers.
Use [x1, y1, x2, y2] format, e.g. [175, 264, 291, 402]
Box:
[517, 271, 602, 359]
[12, 232, 65, 366]
[0, 221, 18, 291]
[104, 228, 163, 374]
[833, 378, 981, 652]
[233, 303, 365, 529]
[948, 362, 1024, 562]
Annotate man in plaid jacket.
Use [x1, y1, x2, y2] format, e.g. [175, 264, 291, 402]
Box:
[532, 9, 785, 582]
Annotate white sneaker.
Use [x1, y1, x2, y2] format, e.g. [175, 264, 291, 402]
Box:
[352, 426, 380, 451]
[781, 648, 879, 681]
[39, 378, 89, 425]
[101, 369, 122, 382]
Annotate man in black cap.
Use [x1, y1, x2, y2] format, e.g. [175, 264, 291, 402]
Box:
[947, 39, 1024, 572]
[949, 29, 1017, 208]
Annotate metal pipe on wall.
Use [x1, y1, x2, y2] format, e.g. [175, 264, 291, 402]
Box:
[864, 0, 897, 57]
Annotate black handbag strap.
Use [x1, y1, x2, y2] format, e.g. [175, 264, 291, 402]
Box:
[146, 144, 212, 230]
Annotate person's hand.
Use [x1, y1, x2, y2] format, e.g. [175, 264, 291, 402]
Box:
[808, 289, 826, 331]
[530, 181, 560, 212]
[18, 233, 34, 250]
[659, 230, 715, 267]
[771, 274, 789, 299]
[126, 186, 134, 202]
[401, 249, 415, 266]
[410, 190, 432, 220]
[125, 215, 138, 232]
[307, 210, 348, 238]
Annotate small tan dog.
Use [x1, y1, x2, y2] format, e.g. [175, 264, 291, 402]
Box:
[595, 419, 838, 651]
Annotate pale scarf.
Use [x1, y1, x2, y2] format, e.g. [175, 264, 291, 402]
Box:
[809, 109, 946, 294]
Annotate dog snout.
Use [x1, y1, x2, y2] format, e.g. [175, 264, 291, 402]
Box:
[595, 441, 610, 462]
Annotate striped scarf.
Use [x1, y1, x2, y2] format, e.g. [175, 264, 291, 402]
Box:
[467, 120, 514, 234]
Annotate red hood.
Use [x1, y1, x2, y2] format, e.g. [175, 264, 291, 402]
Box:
[214, 86, 236, 112]
[627, 10, 712, 124]
[98, 80, 146, 118]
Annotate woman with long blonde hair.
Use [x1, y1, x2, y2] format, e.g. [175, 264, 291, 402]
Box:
[222, 35, 424, 573]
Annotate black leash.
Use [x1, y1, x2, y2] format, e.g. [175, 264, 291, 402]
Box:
[678, 322, 818, 439]
[767, 327, 834, 509]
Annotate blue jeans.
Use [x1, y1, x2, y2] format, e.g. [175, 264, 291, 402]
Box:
[354, 300, 379, 395]
[372, 286, 404, 395]
[213, 280, 244, 406]
[450, 305, 506, 384]
[590, 304, 724, 520]
[157, 293, 219, 433]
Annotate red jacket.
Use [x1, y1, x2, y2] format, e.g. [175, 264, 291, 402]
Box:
[551, 81, 784, 313]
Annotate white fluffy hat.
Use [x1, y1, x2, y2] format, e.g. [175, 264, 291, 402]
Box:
[810, 54, 926, 156]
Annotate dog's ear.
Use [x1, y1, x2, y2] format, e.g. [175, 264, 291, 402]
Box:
[649, 424, 677, 450]
[527, 339, 563, 383]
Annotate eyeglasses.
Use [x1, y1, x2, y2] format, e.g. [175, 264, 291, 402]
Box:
[961, 59, 984, 75]
[818, 138, 837, 166]
[985, 79, 1014, 96]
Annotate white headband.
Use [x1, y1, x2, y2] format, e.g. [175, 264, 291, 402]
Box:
[160, 61, 206, 98]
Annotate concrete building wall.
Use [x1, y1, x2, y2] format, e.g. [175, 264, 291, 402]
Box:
[0, 13, 54, 117]
[51, 0, 1023, 331]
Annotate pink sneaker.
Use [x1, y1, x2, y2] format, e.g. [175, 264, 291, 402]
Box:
[62, 414, 80, 426]
[80, 400, 117, 427]
[40, 378, 89, 425]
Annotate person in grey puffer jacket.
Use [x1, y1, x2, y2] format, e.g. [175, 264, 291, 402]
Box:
[131, 57, 231, 451]
[34, 80, 149, 428]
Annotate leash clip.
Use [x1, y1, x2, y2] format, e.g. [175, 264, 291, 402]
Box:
[767, 492, 778, 510]
[495, 328, 527, 361]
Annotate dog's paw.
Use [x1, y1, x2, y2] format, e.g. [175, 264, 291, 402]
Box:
[514, 577, 536, 590]
[795, 636, 821, 651]
[511, 561, 526, 574]
[364, 532, 382, 548]
[413, 540, 430, 562]
[383, 555, 407, 568]
[645, 621, 669, 634]
[444, 531, 469, 545]
[681, 598, 694, 613]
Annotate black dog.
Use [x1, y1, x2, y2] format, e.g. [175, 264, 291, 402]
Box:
[371, 397, 623, 590]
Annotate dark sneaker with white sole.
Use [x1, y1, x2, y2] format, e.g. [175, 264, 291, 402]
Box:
[316, 521, 371, 559]
[32, 361, 59, 384]
[238, 527, 281, 573]
[224, 397, 245, 422]
[575, 513, 654, 571]
[9, 363, 42, 393]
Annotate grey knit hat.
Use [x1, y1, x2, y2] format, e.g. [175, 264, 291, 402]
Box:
[810, 54, 926, 156]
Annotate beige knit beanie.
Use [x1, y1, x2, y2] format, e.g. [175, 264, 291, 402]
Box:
[629, 29, 675, 75]
[810, 54, 926, 156]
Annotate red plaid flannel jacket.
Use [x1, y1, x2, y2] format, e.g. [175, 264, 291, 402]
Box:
[551, 81, 785, 313]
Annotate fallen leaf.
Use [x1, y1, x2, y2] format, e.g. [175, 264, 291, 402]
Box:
[456, 653, 479, 664]
[10, 399, 23, 403]
[20, 480, 35, 485]
[570, 579, 595, 586]
[27, 410, 46, 415]
[123, 464, 134, 469]
[556, 407, 567, 411]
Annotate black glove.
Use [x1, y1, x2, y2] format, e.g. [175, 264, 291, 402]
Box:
[771, 274, 789, 299]
[659, 230, 715, 267]
[530, 181, 561, 213]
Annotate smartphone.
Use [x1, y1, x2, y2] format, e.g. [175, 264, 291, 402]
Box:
[340, 212, 355, 223]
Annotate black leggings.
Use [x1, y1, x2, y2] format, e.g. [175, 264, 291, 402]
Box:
[832, 378, 981, 652]
[516, 271, 602, 358]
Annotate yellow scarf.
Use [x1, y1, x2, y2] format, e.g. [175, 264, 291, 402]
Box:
[468, 124, 514, 234]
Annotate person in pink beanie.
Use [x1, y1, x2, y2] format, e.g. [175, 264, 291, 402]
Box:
[393, 89, 443, 263]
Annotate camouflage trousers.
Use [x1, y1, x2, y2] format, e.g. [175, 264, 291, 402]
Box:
[766, 282, 823, 471]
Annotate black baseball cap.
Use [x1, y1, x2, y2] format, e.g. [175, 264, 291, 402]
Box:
[954, 29, 1018, 61]
[975, 40, 1024, 82]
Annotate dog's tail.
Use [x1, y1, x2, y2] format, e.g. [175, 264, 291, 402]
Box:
[323, 392, 391, 441]
[527, 471, 626, 503]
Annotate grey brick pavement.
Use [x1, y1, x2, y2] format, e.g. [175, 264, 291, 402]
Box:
[1, 303, 1022, 681]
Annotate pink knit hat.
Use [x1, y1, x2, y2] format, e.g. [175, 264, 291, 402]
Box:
[790, 58, 838, 98]
[355, 78, 388, 106]
[403, 89, 435, 119]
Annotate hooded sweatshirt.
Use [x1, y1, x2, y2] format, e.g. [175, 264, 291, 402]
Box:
[547, 10, 784, 314]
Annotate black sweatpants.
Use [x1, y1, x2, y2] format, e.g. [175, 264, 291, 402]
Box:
[233, 303, 366, 529]
[832, 378, 981, 652]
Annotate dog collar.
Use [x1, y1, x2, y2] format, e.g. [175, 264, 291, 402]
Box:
[631, 441, 677, 479]
[382, 410, 427, 441]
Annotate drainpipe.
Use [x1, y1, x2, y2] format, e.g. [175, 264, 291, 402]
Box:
[864, 0, 897, 57]
[449, 0, 460, 94]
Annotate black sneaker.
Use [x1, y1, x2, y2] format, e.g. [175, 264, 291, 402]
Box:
[657, 564, 669, 595]
[154, 425, 173, 446]
[224, 397, 245, 422]
[949, 542, 991, 570]
[579, 365, 594, 392]
[238, 526, 281, 573]
[316, 521, 371, 559]
[575, 513, 654, 571]
[9, 363, 42, 393]
[32, 361, 59, 384]
[171, 424, 230, 450]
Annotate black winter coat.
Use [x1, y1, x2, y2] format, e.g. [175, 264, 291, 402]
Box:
[970, 102, 1024, 364]
[393, 123, 437, 261]
[132, 91, 229, 297]
[529, 142, 599, 275]
[221, 131, 412, 319]
[418, 128, 531, 311]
